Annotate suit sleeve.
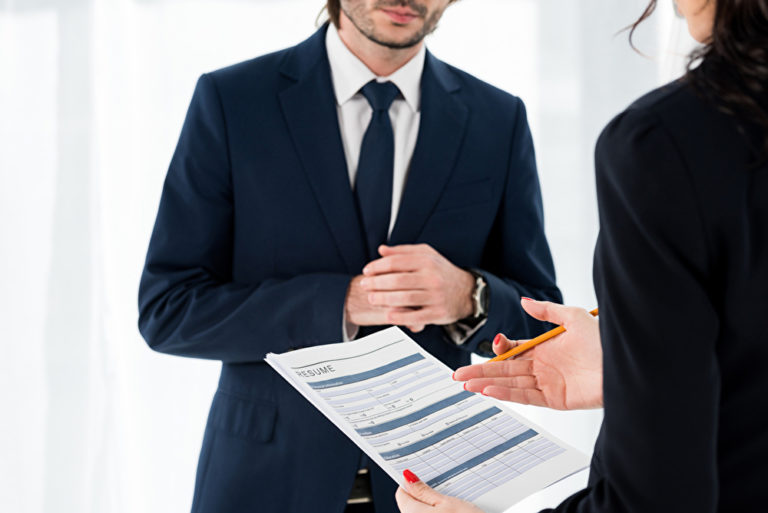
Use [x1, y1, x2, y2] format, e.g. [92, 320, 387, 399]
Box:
[138, 74, 352, 363]
[547, 108, 720, 512]
[462, 99, 563, 355]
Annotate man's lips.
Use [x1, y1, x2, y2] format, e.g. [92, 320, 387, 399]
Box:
[381, 8, 420, 24]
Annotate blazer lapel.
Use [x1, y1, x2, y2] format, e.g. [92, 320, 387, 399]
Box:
[278, 26, 368, 274]
[389, 52, 469, 245]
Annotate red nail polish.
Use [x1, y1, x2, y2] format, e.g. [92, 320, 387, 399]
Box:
[493, 333, 501, 345]
[403, 469, 420, 483]
[451, 371, 456, 380]
[463, 382, 468, 391]
[521, 297, 533, 301]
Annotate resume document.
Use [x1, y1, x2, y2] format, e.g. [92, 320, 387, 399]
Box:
[266, 327, 588, 512]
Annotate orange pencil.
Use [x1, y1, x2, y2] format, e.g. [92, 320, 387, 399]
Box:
[489, 308, 599, 362]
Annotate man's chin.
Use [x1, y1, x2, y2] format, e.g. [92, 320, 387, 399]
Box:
[365, 31, 424, 50]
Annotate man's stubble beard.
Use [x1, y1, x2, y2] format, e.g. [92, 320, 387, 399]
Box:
[342, 1, 445, 50]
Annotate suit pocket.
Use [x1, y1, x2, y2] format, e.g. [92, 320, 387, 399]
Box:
[433, 178, 492, 213]
[208, 390, 277, 443]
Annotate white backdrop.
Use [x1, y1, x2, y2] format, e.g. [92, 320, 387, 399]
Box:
[0, 1, 694, 512]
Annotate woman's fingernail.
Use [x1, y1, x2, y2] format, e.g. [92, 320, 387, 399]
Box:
[463, 382, 468, 391]
[521, 296, 533, 301]
[403, 469, 420, 483]
[493, 333, 501, 345]
[451, 371, 456, 380]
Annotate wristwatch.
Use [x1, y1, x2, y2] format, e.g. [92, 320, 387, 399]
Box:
[469, 270, 489, 319]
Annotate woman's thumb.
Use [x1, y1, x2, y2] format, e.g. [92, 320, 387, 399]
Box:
[403, 470, 441, 506]
[520, 297, 566, 325]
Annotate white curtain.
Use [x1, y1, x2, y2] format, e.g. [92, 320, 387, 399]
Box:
[0, 1, 694, 512]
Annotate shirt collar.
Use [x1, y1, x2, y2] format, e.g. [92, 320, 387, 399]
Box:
[325, 23, 425, 112]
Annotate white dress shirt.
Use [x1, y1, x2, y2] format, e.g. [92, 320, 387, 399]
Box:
[326, 24, 425, 340]
[325, 23, 424, 236]
[326, 26, 486, 345]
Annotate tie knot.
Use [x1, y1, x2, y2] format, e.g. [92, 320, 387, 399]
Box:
[361, 80, 400, 112]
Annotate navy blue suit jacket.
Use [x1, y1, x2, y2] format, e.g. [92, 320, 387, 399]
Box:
[139, 25, 561, 513]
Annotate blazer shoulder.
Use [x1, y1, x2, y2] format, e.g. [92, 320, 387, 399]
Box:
[593, 82, 695, 207]
[626, 78, 689, 112]
[431, 59, 526, 136]
[204, 26, 327, 92]
[601, 76, 728, 145]
[204, 46, 292, 90]
[597, 79, 695, 162]
[195, 41, 309, 112]
[430, 56, 523, 109]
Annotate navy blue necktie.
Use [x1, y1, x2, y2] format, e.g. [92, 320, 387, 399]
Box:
[355, 80, 400, 260]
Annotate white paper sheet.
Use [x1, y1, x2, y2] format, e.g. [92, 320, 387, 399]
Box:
[266, 327, 588, 513]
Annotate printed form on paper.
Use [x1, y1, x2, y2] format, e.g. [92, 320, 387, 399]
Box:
[265, 327, 588, 513]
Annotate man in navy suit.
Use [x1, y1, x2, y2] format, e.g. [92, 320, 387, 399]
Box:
[138, 1, 561, 512]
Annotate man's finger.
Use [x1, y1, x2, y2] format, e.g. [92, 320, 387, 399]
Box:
[361, 272, 426, 292]
[387, 307, 438, 326]
[363, 254, 426, 276]
[378, 243, 435, 256]
[452, 360, 533, 381]
[368, 290, 434, 308]
[464, 376, 539, 393]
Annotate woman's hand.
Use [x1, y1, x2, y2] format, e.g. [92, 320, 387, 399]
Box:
[395, 470, 484, 513]
[453, 299, 603, 410]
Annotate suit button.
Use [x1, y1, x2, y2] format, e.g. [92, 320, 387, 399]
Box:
[477, 340, 493, 355]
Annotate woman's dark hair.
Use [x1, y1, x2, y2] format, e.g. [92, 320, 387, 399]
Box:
[631, 0, 768, 159]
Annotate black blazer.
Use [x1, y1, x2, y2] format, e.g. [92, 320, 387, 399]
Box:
[552, 77, 768, 511]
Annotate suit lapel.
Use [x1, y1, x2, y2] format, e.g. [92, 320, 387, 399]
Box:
[389, 52, 469, 245]
[278, 26, 368, 273]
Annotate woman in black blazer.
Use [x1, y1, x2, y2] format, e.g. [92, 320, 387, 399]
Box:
[396, 0, 768, 511]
